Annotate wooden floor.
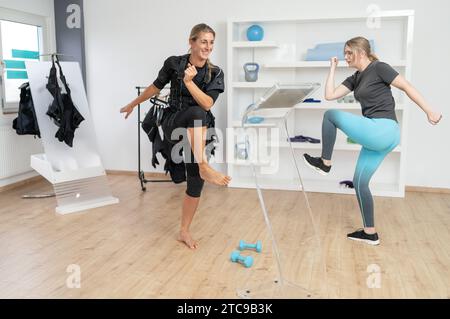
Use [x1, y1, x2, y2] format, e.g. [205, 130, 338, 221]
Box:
[0, 174, 449, 298]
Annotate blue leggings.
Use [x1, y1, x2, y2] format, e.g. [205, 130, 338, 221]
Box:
[321, 110, 400, 228]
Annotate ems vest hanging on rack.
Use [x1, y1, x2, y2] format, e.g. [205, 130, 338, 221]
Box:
[46, 55, 84, 147]
[12, 82, 41, 138]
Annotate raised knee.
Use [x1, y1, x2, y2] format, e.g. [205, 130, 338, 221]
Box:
[324, 109, 339, 120]
[187, 106, 207, 128]
[191, 106, 206, 120]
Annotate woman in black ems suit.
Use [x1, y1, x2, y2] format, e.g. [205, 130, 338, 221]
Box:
[120, 23, 230, 249]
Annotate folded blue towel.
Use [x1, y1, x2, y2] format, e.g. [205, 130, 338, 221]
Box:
[305, 40, 376, 62]
[306, 49, 344, 61]
[315, 40, 375, 51]
[315, 42, 346, 50]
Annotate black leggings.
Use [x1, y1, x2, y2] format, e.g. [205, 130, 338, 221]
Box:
[166, 105, 207, 198]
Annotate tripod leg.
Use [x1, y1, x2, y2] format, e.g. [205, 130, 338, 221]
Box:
[238, 130, 315, 298]
[283, 117, 328, 296]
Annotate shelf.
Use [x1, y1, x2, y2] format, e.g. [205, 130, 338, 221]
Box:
[232, 120, 277, 128]
[232, 41, 279, 48]
[295, 102, 406, 110]
[231, 86, 406, 111]
[232, 106, 405, 128]
[231, 160, 267, 167]
[227, 141, 401, 153]
[233, 99, 405, 114]
[274, 142, 402, 153]
[248, 108, 290, 118]
[229, 11, 414, 25]
[232, 82, 275, 88]
[263, 60, 407, 68]
[228, 177, 402, 197]
[234, 101, 405, 111]
[228, 13, 412, 198]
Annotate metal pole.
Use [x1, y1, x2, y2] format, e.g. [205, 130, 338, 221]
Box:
[137, 86, 141, 180]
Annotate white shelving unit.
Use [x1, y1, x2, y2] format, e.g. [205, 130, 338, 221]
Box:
[232, 41, 279, 48]
[227, 11, 414, 198]
[263, 60, 407, 68]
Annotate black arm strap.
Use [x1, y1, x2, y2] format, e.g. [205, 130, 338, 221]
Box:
[53, 54, 71, 95]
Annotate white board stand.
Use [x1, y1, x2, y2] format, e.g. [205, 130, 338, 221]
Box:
[26, 61, 118, 214]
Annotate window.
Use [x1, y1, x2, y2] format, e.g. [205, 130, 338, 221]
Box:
[0, 9, 47, 113]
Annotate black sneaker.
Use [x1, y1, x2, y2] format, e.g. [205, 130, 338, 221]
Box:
[303, 153, 331, 175]
[347, 229, 380, 246]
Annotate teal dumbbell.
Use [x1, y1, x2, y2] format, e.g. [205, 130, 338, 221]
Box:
[230, 251, 253, 268]
[239, 240, 262, 253]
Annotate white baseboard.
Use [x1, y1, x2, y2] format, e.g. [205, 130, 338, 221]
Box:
[0, 170, 39, 188]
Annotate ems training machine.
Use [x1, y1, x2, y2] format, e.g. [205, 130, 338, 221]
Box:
[136, 86, 172, 191]
[237, 83, 326, 298]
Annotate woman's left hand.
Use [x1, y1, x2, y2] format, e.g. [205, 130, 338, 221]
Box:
[184, 63, 197, 83]
[427, 111, 442, 125]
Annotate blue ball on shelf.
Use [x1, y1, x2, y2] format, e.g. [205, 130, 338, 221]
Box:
[247, 25, 264, 41]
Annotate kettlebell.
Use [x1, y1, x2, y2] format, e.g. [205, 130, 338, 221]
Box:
[244, 63, 260, 82]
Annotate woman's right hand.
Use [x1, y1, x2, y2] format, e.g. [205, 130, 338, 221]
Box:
[427, 110, 442, 125]
[120, 103, 134, 119]
[330, 57, 339, 69]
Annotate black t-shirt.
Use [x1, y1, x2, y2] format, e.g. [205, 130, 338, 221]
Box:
[342, 61, 399, 122]
[153, 55, 225, 105]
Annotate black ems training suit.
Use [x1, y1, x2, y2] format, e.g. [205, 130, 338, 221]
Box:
[142, 54, 225, 198]
[46, 55, 84, 147]
[13, 82, 40, 138]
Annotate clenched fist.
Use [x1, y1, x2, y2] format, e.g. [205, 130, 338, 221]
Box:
[184, 63, 197, 83]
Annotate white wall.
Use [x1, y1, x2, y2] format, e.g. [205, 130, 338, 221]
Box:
[84, 0, 450, 189]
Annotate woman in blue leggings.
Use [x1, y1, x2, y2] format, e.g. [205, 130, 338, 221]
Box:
[303, 37, 442, 245]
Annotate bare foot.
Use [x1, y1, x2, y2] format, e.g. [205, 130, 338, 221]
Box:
[199, 165, 231, 186]
[177, 231, 199, 249]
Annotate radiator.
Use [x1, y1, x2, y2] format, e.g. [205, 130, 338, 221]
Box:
[0, 125, 43, 179]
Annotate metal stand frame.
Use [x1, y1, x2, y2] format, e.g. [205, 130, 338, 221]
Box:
[237, 83, 327, 298]
[136, 86, 171, 191]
